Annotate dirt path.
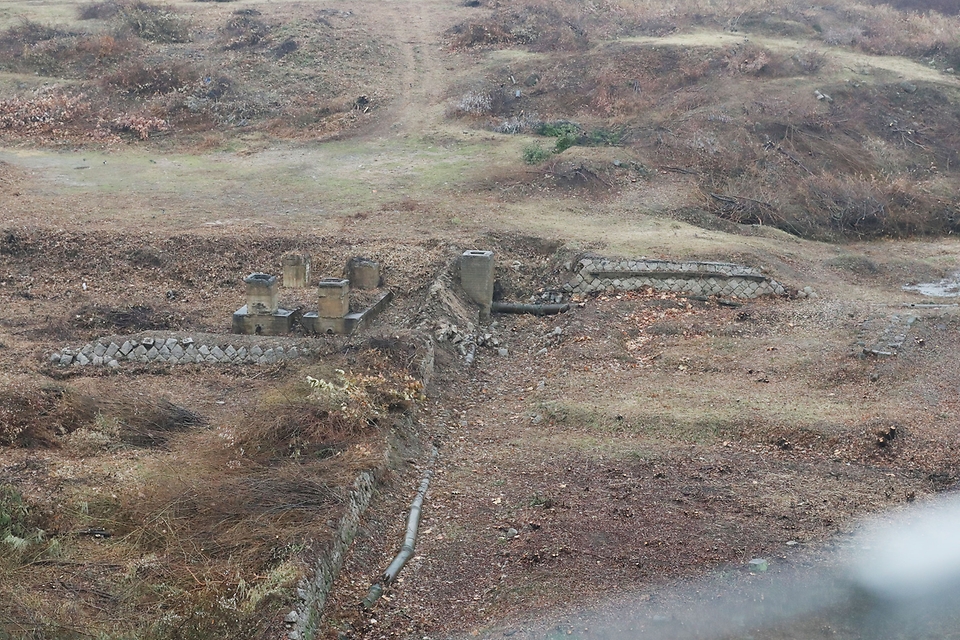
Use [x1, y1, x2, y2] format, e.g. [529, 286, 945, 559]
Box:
[359, 0, 456, 138]
[616, 30, 960, 86]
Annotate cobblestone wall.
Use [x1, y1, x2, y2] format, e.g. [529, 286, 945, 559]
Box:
[564, 257, 786, 298]
[49, 335, 314, 367]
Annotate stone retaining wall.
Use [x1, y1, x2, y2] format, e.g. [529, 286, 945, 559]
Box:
[49, 335, 315, 368]
[289, 471, 377, 640]
[565, 257, 786, 298]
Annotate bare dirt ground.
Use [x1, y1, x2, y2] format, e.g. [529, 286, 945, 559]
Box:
[3, 0, 960, 638]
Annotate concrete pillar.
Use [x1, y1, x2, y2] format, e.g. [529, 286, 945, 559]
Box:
[346, 257, 381, 290]
[282, 253, 311, 288]
[317, 278, 350, 318]
[244, 273, 278, 315]
[460, 250, 494, 310]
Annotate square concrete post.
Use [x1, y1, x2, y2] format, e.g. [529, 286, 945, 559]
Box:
[282, 253, 311, 288]
[346, 257, 381, 290]
[460, 250, 494, 312]
[317, 278, 350, 318]
[245, 273, 279, 315]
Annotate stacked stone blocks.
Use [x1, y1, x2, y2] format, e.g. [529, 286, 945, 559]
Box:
[50, 336, 312, 368]
[565, 257, 786, 298]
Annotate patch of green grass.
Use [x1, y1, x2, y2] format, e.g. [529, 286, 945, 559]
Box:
[523, 142, 551, 164]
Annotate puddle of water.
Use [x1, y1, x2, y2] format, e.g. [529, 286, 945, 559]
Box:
[903, 275, 960, 297]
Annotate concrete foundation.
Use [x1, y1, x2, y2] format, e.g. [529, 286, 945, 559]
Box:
[282, 253, 311, 288]
[232, 305, 295, 335]
[346, 257, 381, 290]
[317, 278, 350, 318]
[460, 250, 495, 310]
[303, 290, 394, 336]
[245, 273, 279, 315]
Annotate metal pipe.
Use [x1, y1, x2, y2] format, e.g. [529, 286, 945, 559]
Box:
[491, 302, 570, 316]
[361, 447, 438, 609]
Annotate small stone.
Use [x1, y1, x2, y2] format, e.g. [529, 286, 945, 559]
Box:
[808, 291, 819, 299]
[92, 355, 103, 366]
[107, 359, 120, 369]
[59, 354, 74, 366]
[536, 347, 547, 356]
[284, 611, 299, 624]
[288, 346, 299, 358]
[505, 528, 519, 539]
[498, 347, 509, 357]
[749, 558, 769, 572]
[288, 632, 301, 640]
[49, 352, 61, 363]
[76, 353, 90, 366]
[182, 337, 194, 345]
[786, 541, 799, 546]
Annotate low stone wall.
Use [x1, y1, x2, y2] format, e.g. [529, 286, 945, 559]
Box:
[565, 257, 786, 298]
[49, 335, 315, 368]
[289, 471, 377, 640]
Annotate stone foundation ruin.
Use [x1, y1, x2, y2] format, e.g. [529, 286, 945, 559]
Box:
[233, 255, 391, 337]
[565, 257, 786, 298]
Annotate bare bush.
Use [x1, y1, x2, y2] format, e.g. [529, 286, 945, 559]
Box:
[221, 13, 271, 49]
[77, 0, 123, 20]
[116, 1, 191, 43]
[104, 61, 197, 96]
[0, 91, 91, 136]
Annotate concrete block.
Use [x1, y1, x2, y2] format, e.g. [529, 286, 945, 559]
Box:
[282, 253, 312, 288]
[105, 343, 119, 358]
[460, 250, 495, 309]
[346, 257, 381, 290]
[245, 273, 279, 315]
[317, 278, 350, 318]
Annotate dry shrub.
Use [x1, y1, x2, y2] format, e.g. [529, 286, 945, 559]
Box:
[77, 0, 123, 20]
[5, 32, 138, 76]
[220, 13, 272, 49]
[98, 397, 205, 447]
[448, 0, 590, 51]
[0, 91, 91, 136]
[104, 61, 197, 97]
[110, 112, 169, 139]
[115, 1, 191, 43]
[0, 381, 97, 447]
[794, 173, 947, 238]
